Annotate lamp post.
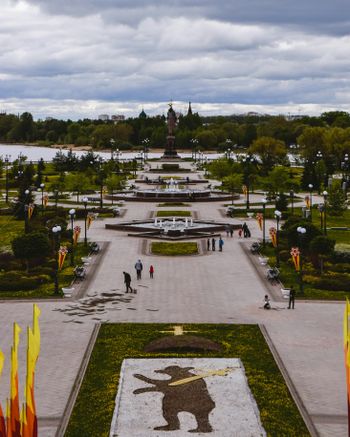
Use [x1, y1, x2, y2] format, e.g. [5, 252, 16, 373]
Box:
[24, 189, 30, 233]
[297, 226, 306, 295]
[323, 190, 328, 235]
[274, 210, 282, 267]
[341, 153, 349, 192]
[52, 225, 61, 294]
[308, 183, 313, 220]
[83, 197, 88, 246]
[110, 138, 116, 160]
[190, 138, 198, 161]
[40, 183, 45, 215]
[318, 203, 324, 233]
[142, 138, 149, 162]
[5, 154, 10, 203]
[290, 189, 294, 215]
[54, 189, 59, 212]
[69, 208, 76, 266]
[242, 155, 253, 210]
[262, 197, 267, 247]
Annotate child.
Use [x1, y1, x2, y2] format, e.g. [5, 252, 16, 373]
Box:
[263, 295, 271, 310]
[149, 265, 154, 279]
[238, 228, 243, 238]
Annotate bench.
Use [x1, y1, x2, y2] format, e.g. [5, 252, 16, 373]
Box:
[74, 266, 86, 281]
[89, 242, 100, 254]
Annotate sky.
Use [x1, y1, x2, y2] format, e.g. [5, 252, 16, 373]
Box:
[1, 0, 350, 119]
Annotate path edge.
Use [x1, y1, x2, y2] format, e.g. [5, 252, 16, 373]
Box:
[260, 324, 319, 437]
[55, 323, 101, 437]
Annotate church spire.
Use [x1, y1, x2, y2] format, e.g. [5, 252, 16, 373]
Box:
[187, 101, 192, 116]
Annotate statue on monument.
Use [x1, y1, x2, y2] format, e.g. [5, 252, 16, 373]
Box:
[162, 102, 180, 159]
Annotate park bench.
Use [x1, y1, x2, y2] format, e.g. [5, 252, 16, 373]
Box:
[266, 267, 280, 283]
[74, 265, 86, 281]
[250, 242, 260, 254]
[89, 242, 100, 254]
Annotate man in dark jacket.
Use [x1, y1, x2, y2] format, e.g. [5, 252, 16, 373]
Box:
[288, 286, 296, 309]
[123, 271, 133, 293]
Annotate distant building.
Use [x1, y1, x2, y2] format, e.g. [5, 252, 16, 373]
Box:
[187, 101, 193, 116]
[98, 114, 110, 121]
[139, 108, 147, 119]
[45, 117, 54, 121]
[111, 114, 125, 123]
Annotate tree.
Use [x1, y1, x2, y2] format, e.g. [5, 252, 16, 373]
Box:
[105, 174, 125, 205]
[327, 180, 347, 216]
[248, 136, 287, 174]
[309, 235, 335, 274]
[12, 232, 51, 272]
[208, 159, 240, 180]
[65, 173, 91, 202]
[222, 174, 243, 204]
[260, 167, 295, 199]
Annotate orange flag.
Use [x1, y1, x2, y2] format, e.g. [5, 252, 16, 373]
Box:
[269, 227, 277, 247]
[290, 247, 300, 271]
[256, 213, 263, 231]
[58, 247, 68, 270]
[0, 350, 6, 437]
[43, 195, 49, 208]
[9, 323, 21, 437]
[73, 226, 81, 245]
[27, 204, 35, 220]
[304, 195, 310, 209]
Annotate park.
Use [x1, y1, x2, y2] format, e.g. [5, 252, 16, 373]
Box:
[0, 107, 349, 436]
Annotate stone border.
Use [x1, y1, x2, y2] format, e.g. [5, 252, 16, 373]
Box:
[151, 210, 198, 219]
[142, 239, 208, 257]
[260, 324, 319, 437]
[55, 323, 101, 437]
[240, 242, 285, 302]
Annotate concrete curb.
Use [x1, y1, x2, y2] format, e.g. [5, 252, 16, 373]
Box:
[260, 324, 319, 437]
[55, 323, 101, 437]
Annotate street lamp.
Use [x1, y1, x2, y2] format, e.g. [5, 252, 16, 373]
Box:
[290, 189, 294, 215]
[242, 155, 253, 210]
[308, 183, 313, 220]
[110, 138, 116, 160]
[274, 210, 282, 267]
[68, 208, 76, 266]
[54, 189, 59, 212]
[24, 189, 30, 233]
[5, 154, 10, 203]
[323, 190, 328, 235]
[83, 197, 88, 246]
[190, 138, 198, 161]
[341, 153, 349, 192]
[262, 197, 267, 247]
[52, 225, 62, 294]
[142, 138, 150, 162]
[40, 183, 45, 215]
[297, 226, 307, 295]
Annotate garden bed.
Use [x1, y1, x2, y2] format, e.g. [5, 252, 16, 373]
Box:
[156, 210, 192, 217]
[151, 242, 198, 256]
[64, 324, 309, 437]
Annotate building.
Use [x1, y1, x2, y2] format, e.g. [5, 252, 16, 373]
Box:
[98, 114, 110, 121]
[111, 115, 125, 123]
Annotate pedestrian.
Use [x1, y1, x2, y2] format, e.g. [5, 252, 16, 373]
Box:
[225, 225, 230, 237]
[123, 271, 133, 293]
[211, 237, 216, 251]
[135, 259, 143, 279]
[207, 238, 210, 251]
[263, 295, 271, 310]
[242, 222, 248, 238]
[219, 236, 224, 252]
[230, 226, 234, 237]
[149, 265, 154, 279]
[246, 226, 251, 238]
[238, 228, 243, 238]
[288, 286, 296, 309]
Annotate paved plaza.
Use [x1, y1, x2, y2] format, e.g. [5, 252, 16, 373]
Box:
[0, 167, 346, 437]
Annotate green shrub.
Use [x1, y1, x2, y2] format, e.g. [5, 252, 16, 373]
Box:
[156, 210, 192, 217]
[151, 242, 198, 256]
[304, 272, 350, 291]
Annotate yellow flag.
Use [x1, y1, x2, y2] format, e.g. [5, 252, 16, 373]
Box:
[344, 301, 348, 349]
[33, 304, 41, 354]
[0, 350, 4, 376]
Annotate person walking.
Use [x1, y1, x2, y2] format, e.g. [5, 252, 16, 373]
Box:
[211, 237, 216, 251]
[135, 259, 143, 279]
[288, 286, 296, 309]
[242, 222, 248, 238]
[230, 226, 234, 237]
[238, 228, 243, 238]
[207, 238, 210, 251]
[218, 236, 224, 252]
[225, 225, 230, 237]
[149, 265, 154, 279]
[123, 271, 133, 293]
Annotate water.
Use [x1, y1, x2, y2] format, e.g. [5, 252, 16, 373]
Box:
[0, 144, 222, 162]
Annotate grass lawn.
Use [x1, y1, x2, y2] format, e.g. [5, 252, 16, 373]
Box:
[151, 242, 198, 256]
[65, 324, 309, 437]
[0, 215, 25, 251]
[158, 202, 190, 207]
[156, 210, 192, 217]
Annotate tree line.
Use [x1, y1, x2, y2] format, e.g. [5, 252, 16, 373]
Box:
[1, 110, 350, 151]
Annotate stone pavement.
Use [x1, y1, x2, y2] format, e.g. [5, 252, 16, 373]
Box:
[0, 169, 346, 436]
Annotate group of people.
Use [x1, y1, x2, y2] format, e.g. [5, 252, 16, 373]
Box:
[207, 236, 224, 252]
[263, 286, 296, 310]
[123, 259, 155, 293]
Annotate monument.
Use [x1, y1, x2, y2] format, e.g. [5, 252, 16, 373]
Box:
[162, 103, 180, 159]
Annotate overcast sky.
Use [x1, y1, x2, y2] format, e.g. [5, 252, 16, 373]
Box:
[1, 0, 350, 119]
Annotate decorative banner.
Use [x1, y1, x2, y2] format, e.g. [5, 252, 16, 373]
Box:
[27, 204, 35, 220]
[304, 195, 310, 209]
[269, 227, 277, 247]
[242, 185, 247, 196]
[10, 323, 21, 437]
[73, 226, 81, 245]
[87, 212, 95, 230]
[290, 247, 301, 271]
[256, 213, 263, 231]
[43, 194, 49, 208]
[58, 246, 68, 270]
[0, 350, 6, 436]
[343, 300, 350, 437]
